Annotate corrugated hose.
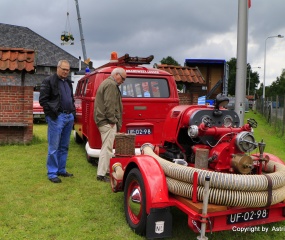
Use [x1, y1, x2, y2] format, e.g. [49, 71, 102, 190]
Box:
[142, 145, 285, 207]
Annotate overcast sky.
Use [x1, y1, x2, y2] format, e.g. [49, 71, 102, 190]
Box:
[1, 0, 285, 87]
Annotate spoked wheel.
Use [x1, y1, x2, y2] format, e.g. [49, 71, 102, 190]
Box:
[124, 168, 147, 236]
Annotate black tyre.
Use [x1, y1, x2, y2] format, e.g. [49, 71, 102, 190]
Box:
[74, 130, 84, 144]
[124, 168, 147, 236]
[85, 152, 98, 166]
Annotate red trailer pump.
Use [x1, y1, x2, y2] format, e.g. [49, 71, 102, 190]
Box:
[109, 94, 285, 239]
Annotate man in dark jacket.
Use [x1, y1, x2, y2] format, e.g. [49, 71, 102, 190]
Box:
[39, 60, 76, 183]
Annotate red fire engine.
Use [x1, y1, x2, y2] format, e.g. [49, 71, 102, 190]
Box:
[74, 53, 285, 239]
[73, 52, 179, 164]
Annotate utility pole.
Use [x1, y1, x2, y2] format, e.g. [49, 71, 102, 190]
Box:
[263, 35, 284, 99]
[234, 0, 248, 125]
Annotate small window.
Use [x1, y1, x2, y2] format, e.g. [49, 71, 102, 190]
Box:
[75, 78, 89, 97]
[82, 78, 89, 96]
[44, 67, 51, 75]
[119, 78, 169, 98]
[33, 91, 40, 101]
[75, 81, 83, 96]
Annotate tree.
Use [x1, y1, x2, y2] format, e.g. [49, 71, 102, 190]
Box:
[266, 71, 285, 97]
[227, 58, 237, 96]
[160, 56, 180, 66]
[227, 58, 260, 96]
[247, 66, 260, 96]
[255, 84, 262, 97]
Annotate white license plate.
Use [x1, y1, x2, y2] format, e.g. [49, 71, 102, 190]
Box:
[227, 209, 269, 224]
[127, 128, 152, 135]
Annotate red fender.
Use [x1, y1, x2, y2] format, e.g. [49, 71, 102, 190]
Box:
[252, 152, 285, 165]
[111, 155, 171, 213]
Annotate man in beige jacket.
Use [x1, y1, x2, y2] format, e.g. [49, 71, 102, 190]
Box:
[94, 67, 126, 182]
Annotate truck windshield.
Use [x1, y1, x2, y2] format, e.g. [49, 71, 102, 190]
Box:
[119, 77, 169, 98]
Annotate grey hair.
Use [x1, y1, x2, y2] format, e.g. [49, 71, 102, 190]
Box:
[111, 67, 126, 76]
[57, 60, 70, 67]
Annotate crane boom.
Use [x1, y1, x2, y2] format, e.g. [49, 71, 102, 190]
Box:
[75, 0, 87, 61]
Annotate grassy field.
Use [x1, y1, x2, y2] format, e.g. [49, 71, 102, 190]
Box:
[1, 111, 285, 240]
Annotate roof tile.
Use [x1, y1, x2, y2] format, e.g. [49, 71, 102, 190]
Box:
[155, 64, 205, 84]
[0, 23, 88, 69]
[0, 48, 35, 72]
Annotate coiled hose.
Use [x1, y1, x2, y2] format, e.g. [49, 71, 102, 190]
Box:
[142, 145, 285, 207]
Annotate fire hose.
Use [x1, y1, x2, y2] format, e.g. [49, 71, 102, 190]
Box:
[141, 144, 285, 207]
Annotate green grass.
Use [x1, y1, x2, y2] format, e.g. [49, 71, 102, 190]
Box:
[1, 112, 285, 240]
[0, 123, 144, 240]
[247, 110, 285, 160]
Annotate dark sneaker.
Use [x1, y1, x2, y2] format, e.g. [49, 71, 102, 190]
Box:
[97, 175, 110, 182]
[58, 172, 74, 177]
[49, 177, 62, 183]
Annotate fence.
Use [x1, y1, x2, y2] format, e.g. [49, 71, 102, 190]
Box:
[255, 95, 285, 137]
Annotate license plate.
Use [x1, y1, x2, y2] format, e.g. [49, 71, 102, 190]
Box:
[127, 128, 152, 135]
[227, 209, 269, 224]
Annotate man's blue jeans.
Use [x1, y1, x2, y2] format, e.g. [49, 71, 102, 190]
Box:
[46, 113, 74, 179]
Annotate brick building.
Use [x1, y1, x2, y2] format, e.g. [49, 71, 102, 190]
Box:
[0, 23, 89, 86]
[0, 23, 88, 144]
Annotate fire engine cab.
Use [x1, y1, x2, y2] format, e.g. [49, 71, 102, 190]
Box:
[73, 52, 179, 163]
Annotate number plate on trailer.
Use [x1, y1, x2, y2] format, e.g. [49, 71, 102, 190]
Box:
[127, 128, 152, 135]
[227, 209, 269, 224]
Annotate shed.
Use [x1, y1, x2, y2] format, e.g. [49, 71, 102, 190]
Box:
[184, 59, 228, 99]
[154, 64, 206, 104]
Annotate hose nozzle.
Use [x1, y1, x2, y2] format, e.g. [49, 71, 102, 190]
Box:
[258, 139, 266, 159]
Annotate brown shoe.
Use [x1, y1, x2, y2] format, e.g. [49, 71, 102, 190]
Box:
[97, 175, 110, 182]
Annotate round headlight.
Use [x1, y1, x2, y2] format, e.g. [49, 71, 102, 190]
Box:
[188, 125, 199, 138]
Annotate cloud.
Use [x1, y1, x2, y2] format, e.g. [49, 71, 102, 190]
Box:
[1, 0, 284, 86]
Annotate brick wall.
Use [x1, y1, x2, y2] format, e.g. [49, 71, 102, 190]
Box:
[0, 86, 33, 144]
[179, 93, 191, 104]
[178, 93, 199, 105]
[179, 86, 206, 105]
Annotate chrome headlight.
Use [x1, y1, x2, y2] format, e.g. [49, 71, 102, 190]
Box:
[188, 125, 199, 138]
